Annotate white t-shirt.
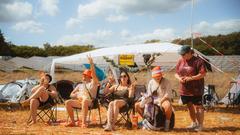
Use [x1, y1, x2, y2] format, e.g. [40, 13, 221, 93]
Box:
[75, 80, 98, 100]
[147, 78, 173, 101]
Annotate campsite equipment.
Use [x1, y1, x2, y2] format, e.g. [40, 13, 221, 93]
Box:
[140, 93, 175, 131]
[219, 74, 240, 108]
[0, 79, 38, 103]
[202, 84, 219, 110]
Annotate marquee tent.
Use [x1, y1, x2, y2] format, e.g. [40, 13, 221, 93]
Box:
[50, 42, 211, 80]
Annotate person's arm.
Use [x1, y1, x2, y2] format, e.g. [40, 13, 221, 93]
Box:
[70, 86, 80, 99]
[183, 72, 206, 82]
[103, 85, 116, 95]
[175, 73, 185, 83]
[87, 55, 99, 85]
[129, 83, 136, 98]
[48, 85, 57, 98]
[159, 80, 172, 105]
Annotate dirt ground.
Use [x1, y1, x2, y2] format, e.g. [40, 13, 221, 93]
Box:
[0, 105, 240, 135]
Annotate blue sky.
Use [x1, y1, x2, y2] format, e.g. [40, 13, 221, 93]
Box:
[0, 0, 239, 47]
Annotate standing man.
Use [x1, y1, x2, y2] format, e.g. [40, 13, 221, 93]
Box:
[175, 45, 207, 131]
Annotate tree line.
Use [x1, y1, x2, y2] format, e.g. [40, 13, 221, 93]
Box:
[0, 29, 239, 57]
[172, 32, 240, 55]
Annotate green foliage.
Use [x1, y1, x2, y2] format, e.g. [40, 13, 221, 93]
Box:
[0, 30, 13, 56]
[173, 32, 240, 55]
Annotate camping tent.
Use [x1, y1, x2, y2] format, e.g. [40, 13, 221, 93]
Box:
[219, 74, 240, 105]
[0, 79, 38, 103]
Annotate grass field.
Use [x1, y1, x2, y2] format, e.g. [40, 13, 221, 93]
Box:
[0, 69, 239, 135]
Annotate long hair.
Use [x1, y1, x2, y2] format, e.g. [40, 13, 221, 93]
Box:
[118, 69, 131, 85]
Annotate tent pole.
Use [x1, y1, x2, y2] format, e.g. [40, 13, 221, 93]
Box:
[190, 0, 194, 48]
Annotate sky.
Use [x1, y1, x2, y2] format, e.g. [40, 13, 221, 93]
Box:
[0, 0, 239, 47]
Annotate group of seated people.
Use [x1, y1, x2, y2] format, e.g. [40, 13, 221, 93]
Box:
[21, 45, 206, 132]
[21, 56, 173, 131]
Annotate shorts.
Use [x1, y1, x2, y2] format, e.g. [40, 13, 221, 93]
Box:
[180, 95, 202, 105]
[38, 96, 54, 107]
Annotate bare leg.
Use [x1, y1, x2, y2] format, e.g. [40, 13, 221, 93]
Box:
[161, 100, 172, 120]
[81, 99, 91, 127]
[195, 105, 204, 126]
[65, 99, 82, 125]
[187, 102, 197, 123]
[135, 102, 144, 118]
[112, 100, 126, 128]
[107, 102, 114, 126]
[21, 87, 48, 106]
[28, 99, 40, 125]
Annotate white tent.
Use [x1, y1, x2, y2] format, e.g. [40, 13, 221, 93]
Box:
[50, 43, 182, 77]
[50, 42, 213, 80]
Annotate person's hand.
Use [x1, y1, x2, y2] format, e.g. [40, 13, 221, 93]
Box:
[179, 77, 185, 83]
[87, 55, 93, 64]
[183, 76, 193, 83]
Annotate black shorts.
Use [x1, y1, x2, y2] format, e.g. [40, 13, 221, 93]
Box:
[180, 95, 202, 105]
[38, 96, 54, 107]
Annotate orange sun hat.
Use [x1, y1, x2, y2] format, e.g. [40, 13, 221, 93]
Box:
[83, 69, 92, 78]
[151, 66, 163, 78]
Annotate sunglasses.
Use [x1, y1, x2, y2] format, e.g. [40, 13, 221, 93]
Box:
[120, 75, 127, 78]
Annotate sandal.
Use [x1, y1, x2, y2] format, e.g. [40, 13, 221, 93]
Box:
[64, 122, 76, 127]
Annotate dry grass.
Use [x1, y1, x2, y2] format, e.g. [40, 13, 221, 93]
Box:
[0, 69, 240, 135]
[0, 105, 240, 135]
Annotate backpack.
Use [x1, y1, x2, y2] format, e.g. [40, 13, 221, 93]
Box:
[141, 95, 175, 130]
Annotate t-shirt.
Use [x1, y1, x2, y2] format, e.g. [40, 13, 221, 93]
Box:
[147, 78, 172, 101]
[75, 80, 98, 100]
[176, 56, 206, 96]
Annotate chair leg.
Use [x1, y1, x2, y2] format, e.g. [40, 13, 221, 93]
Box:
[98, 106, 102, 125]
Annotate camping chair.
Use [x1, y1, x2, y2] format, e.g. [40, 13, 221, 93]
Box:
[226, 81, 240, 108]
[101, 84, 146, 129]
[72, 85, 102, 125]
[27, 80, 74, 124]
[27, 97, 58, 124]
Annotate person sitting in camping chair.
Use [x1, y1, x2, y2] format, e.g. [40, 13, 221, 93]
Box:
[103, 69, 135, 131]
[64, 56, 99, 128]
[21, 73, 57, 125]
[135, 66, 173, 131]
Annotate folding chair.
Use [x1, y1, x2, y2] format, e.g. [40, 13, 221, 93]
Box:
[27, 98, 57, 124]
[103, 84, 147, 129]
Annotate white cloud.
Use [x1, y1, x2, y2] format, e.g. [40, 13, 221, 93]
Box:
[40, 0, 59, 16]
[66, 0, 190, 28]
[0, 0, 32, 22]
[120, 29, 131, 37]
[106, 15, 128, 22]
[12, 20, 44, 34]
[66, 18, 81, 29]
[193, 19, 240, 36]
[55, 30, 113, 45]
[122, 28, 176, 43]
